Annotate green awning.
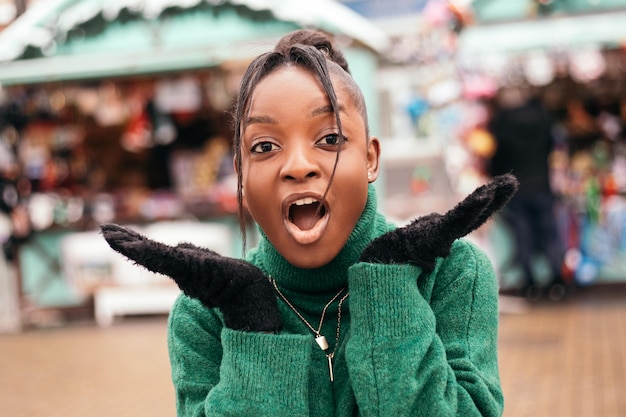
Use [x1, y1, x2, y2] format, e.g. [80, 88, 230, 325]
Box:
[0, 0, 389, 86]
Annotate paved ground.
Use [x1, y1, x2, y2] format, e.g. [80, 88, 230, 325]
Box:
[1, 285, 624, 417]
[498, 285, 626, 417]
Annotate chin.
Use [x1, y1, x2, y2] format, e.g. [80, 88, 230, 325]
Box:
[288, 258, 329, 270]
[284, 250, 336, 269]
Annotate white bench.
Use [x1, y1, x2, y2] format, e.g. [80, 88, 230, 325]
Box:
[94, 285, 181, 327]
[61, 221, 233, 327]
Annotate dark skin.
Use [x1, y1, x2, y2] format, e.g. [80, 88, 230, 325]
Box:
[238, 66, 380, 269]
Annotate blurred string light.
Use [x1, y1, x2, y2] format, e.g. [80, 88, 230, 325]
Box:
[0, 2, 16, 25]
[523, 50, 555, 86]
[568, 46, 607, 83]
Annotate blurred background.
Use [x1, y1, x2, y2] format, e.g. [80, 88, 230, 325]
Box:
[0, 1, 625, 416]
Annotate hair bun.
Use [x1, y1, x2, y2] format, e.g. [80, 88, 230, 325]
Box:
[274, 29, 350, 74]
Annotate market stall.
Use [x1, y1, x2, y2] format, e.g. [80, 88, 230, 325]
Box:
[455, 5, 626, 289]
[0, 0, 388, 330]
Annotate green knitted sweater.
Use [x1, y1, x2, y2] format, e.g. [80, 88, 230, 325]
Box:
[167, 186, 504, 416]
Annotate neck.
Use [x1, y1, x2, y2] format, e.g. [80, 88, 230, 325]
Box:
[251, 184, 386, 294]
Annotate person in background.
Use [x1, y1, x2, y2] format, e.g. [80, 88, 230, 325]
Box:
[488, 88, 567, 301]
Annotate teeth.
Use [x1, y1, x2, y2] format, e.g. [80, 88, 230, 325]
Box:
[294, 197, 317, 206]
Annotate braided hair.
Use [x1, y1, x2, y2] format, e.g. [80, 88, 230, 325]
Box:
[232, 29, 370, 249]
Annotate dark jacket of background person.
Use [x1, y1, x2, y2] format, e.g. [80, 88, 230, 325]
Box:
[486, 93, 566, 298]
[487, 97, 554, 196]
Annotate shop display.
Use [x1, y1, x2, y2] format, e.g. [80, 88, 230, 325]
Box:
[459, 46, 626, 286]
[0, 72, 242, 326]
[0, 71, 238, 233]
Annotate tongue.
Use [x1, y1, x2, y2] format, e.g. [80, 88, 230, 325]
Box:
[290, 204, 322, 231]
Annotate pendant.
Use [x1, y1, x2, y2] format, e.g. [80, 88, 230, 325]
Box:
[315, 335, 329, 351]
[327, 353, 335, 382]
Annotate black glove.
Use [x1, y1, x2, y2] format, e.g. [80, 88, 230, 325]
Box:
[100, 224, 282, 333]
[359, 174, 519, 272]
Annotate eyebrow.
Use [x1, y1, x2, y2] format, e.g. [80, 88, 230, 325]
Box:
[246, 115, 276, 125]
[245, 104, 346, 126]
[310, 104, 346, 117]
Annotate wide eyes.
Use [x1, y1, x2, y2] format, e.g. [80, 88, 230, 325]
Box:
[316, 133, 346, 148]
[249, 133, 346, 154]
[251, 141, 280, 154]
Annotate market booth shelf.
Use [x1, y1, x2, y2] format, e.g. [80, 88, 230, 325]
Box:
[0, 0, 389, 331]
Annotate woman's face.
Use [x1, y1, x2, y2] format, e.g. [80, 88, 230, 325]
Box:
[239, 65, 380, 268]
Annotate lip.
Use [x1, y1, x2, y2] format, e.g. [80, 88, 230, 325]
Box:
[282, 192, 330, 245]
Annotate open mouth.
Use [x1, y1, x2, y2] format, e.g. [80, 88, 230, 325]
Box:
[289, 197, 327, 231]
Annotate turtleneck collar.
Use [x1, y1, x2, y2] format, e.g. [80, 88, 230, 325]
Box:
[248, 184, 388, 294]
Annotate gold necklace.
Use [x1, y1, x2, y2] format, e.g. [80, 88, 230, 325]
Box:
[270, 277, 349, 382]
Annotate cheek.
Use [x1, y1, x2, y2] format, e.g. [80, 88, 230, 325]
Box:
[241, 159, 265, 190]
[335, 154, 369, 186]
[331, 165, 369, 211]
[241, 168, 276, 221]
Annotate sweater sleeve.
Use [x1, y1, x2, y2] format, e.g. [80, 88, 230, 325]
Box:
[345, 239, 504, 417]
[167, 295, 313, 416]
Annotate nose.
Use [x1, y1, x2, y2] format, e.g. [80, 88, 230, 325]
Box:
[280, 142, 321, 182]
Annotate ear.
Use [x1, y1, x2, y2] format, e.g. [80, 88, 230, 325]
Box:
[366, 137, 381, 183]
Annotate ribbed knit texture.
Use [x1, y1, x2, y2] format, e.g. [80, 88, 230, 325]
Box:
[217, 330, 310, 408]
[348, 262, 433, 337]
[167, 184, 504, 416]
